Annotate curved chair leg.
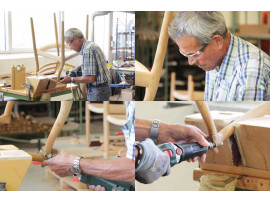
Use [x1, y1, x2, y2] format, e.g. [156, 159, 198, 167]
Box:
[0, 101, 15, 124]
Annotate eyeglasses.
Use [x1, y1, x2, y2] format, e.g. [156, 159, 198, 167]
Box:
[68, 38, 75, 47]
[179, 43, 209, 60]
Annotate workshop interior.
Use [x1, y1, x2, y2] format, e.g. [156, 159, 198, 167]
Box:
[135, 11, 270, 101]
[135, 101, 270, 191]
[1, 10, 270, 193]
[0, 101, 132, 191]
[0, 11, 135, 101]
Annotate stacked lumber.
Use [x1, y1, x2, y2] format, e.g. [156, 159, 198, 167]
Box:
[0, 112, 53, 135]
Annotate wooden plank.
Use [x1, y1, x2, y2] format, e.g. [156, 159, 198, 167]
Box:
[11, 65, 26, 90]
[200, 163, 270, 179]
[0, 150, 32, 191]
[194, 168, 270, 191]
[235, 116, 270, 170]
[0, 83, 77, 98]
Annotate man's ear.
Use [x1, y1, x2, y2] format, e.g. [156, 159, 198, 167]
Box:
[212, 35, 224, 50]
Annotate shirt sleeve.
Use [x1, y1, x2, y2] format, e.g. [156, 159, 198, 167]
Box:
[83, 46, 97, 76]
[121, 101, 135, 160]
[239, 52, 267, 101]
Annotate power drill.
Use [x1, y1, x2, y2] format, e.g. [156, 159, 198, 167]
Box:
[158, 142, 216, 167]
[80, 174, 134, 191]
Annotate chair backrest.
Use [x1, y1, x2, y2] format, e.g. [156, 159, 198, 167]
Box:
[30, 13, 79, 81]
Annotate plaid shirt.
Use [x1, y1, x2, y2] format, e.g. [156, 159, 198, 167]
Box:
[80, 40, 110, 86]
[122, 101, 135, 160]
[205, 33, 270, 101]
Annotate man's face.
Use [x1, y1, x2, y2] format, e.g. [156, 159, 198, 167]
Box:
[65, 36, 81, 53]
[176, 36, 221, 71]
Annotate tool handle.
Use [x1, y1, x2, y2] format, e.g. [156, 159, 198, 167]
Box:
[175, 142, 208, 162]
[80, 174, 134, 191]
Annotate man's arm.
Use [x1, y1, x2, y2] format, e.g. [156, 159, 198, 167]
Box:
[58, 75, 96, 84]
[135, 117, 209, 146]
[42, 151, 134, 183]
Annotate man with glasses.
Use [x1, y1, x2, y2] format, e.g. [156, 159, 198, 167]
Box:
[59, 28, 111, 101]
[168, 11, 270, 101]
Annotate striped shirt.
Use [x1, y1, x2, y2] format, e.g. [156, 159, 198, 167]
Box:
[80, 40, 110, 86]
[122, 101, 135, 160]
[205, 33, 270, 101]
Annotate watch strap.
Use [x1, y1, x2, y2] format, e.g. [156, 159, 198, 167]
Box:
[149, 119, 161, 144]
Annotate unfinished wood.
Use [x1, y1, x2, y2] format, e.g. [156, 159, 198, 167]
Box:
[135, 60, 151, 87]
[170, 71, 176, 101]
[235, 116, 270, 170]
[107, 114, 126, 126]
[11, 65, 26, 90]
[170, 72, 204, 101]
[0, 83, 76, 98]
[200, 163, 270, 179]
[45, 167, 89, 191]
[0, 101, 14, 124]
[0, 150, 32, 191]
[195, 101, 217, 142]
[30, 17, 39, 75]
[57, 21, 65, 82]
[26, 76, 49, 94]
[185, 111, 243, 166]
[135, 12, 173, 101]
[42, 101, 73, 157]
[0, 145, 18, 151]
[85, 102, 126, 147]
[193, 168, 270, 191]
[216, 102, 270, 146]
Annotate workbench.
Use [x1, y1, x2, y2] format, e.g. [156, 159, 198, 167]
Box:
[0, 83, 78, 101]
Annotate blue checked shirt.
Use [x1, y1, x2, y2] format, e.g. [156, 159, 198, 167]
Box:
[122, 101, 135, 160]
[205, 33, 270, 101]
[80, 40, 110, 86]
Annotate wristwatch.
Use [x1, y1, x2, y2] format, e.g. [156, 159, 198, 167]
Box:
[149, 119, 161, 144]
[71, 77, 75, 83]
[71, 156, 82, 178]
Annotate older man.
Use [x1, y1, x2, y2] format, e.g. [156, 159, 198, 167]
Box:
[168, 11, 270, 101]
[60, 28, 111, 101]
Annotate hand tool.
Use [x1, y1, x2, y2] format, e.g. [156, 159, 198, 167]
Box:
[80, 174, 134, 191]
[158, 142, 216, 167]
[21, 83, 32, 101]
[0, 182, 6, 191]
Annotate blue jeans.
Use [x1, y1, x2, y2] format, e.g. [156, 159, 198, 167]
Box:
[86, 85, 111, 101]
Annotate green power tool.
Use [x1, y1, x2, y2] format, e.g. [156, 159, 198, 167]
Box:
[79, 174, 134, 191]
[158, 142, 216, 167]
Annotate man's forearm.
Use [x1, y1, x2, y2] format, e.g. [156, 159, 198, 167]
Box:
[73, 75, 96, 83]
[79, 156, 134, 183]
[135, 118, 173, 144]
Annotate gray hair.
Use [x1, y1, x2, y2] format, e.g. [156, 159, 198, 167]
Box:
[65, 28, 84, 41]
[168, 12, 227, 45]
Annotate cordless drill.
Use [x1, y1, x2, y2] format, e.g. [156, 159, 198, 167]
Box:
[158, 142, 216, 167]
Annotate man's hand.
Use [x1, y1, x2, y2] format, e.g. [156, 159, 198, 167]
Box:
[41, 151, 75, 177]
[158, 123, 216, 163]
[58, 75, 71, 84]
[135, 138, 171, 184]
[88, 185, 106, 191]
